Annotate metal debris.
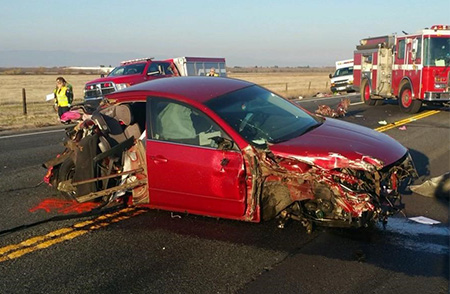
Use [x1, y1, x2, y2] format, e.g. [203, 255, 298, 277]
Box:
[410, 173, 450, 198]
[409, 216, 441, 225]
[315, 98, 351, 118]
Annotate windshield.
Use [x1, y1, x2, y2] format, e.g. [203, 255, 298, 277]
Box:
[424, 37, 450, 66]
[206, 85, 321, 146]
[333, 67, 353, 77]
[108, 63, 146, 76]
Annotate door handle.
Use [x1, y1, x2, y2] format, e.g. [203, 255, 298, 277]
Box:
[151, 155, 168, 164]
[221, 158, 230, 166]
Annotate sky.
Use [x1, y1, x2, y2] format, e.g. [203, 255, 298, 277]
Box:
[0, 0, 449, 67]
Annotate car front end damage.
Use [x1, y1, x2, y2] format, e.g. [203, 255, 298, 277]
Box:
[243, 145, 417, 232]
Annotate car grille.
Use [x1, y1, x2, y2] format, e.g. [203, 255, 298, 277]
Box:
[335, 80, 349, 86]
[84, 82, 116, 99]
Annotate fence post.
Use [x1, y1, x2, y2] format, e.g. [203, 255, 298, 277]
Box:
[308, 81, 311, 90]
[326, 81, 328, 88]
[22, 88, 27, 115]
[285, 83, 288, 92]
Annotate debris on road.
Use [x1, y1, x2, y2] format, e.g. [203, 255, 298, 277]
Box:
[313, 92, 333, 98]
[315, 98, 351, 118]
[378, 120, 388, 125]
[409, 216, 441, 225]
[410, 173, 450, 198]
[399, 126, 407, 131]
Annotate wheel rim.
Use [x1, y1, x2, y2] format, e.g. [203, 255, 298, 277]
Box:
[364, 84, 370, 101]
[401, 89, 412, 108]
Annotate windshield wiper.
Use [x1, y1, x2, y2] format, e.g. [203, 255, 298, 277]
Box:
[301, 122, 322, 135]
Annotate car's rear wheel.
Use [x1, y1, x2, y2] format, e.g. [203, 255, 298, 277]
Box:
[58, 158, 77, 198]
[399, 84, 421, 113]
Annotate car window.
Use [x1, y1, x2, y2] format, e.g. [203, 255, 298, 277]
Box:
[147, 62, 174, 76]
[150, 98, 227, 148]
[108, 63, 146, 76]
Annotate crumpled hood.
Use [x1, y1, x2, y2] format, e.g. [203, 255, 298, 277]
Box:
[269, 118, 407, 170]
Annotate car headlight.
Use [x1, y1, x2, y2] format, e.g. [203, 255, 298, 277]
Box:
[116, 83, 130, 90]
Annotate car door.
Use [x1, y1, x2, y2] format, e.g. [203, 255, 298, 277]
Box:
[145, 97, 247, 219]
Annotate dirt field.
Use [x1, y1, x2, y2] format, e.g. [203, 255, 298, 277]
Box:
[0, 72, 332, 131]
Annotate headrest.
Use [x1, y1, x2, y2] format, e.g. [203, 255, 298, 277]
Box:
[99, 104, 133, 126]
[115, 105, 133, 125]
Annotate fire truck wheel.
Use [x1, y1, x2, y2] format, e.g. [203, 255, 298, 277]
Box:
[399, 85, 422, 113]
[360, 79, 378, 106]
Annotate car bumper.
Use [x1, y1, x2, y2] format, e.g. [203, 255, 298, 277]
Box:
[331, 85, 354, 93]
[423, 91, 450, 102]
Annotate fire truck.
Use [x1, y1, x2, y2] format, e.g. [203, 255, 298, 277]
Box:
[353, 25, 450, 113]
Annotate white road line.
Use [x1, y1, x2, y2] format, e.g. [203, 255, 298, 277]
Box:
[0, 129, 64, 140]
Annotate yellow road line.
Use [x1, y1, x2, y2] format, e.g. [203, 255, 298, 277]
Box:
[375, 110, 440, 132]
[0, 207, 147, 263]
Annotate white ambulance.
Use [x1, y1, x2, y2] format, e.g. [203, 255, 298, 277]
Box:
[329, 59, 354, 93]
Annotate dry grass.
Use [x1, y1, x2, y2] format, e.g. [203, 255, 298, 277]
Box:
[230, 72, 330, 98]
[0, 72, 331, 131]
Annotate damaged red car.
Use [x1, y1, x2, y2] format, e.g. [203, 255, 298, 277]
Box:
[44, 77, 417, 232]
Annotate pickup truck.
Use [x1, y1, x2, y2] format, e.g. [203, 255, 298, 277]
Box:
[84, 57, 226, 102]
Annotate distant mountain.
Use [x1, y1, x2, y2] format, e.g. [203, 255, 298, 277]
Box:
[0, 50, 147, 67]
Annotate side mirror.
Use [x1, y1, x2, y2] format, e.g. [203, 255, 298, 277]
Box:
[411, 39, 418, 60]
[329, 73, 333, 79]
[211, 136, 234, 151]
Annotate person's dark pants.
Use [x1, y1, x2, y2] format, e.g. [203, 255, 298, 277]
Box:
[58, 106, 70, 118]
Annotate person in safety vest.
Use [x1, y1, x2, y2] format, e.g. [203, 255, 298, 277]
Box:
[53, 76, 73, 119]
[206, 67, 219, 77]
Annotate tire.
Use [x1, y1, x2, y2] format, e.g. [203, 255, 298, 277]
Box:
[399, 84, 422, 113]
[360, 79, 381, 106]
[57, 158, 77, 198]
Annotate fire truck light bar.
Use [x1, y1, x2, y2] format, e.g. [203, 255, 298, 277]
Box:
[430, 25, 450, 31]
[120, 57, 154, 65]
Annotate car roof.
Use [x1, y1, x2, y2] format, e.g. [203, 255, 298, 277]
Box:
[111, 76, 254, 104]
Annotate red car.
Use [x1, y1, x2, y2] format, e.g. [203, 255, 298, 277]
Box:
[44, 77, 417, 231]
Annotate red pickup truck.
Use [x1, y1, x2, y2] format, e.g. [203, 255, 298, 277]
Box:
[84, 57, 226, 102]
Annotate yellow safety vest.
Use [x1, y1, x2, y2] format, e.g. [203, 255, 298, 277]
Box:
[55, 86, 69, 107]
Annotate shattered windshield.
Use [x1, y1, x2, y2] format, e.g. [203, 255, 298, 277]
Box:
[424, 37, 450, 66]
[108, 63, 146, 76]
[206, 85, 321, 146]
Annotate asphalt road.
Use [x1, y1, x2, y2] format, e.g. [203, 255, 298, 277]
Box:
[0, 95, 448, 294]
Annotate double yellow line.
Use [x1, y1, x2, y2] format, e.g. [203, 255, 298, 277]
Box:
[375, 110, 440, 133]
[0, 207, 147, 262]
[0, 109, 442, 263]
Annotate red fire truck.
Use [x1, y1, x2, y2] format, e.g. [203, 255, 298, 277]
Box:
[353, 25, 450, 113]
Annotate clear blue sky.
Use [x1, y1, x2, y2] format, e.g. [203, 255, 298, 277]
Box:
[1, 0, 449, 67]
